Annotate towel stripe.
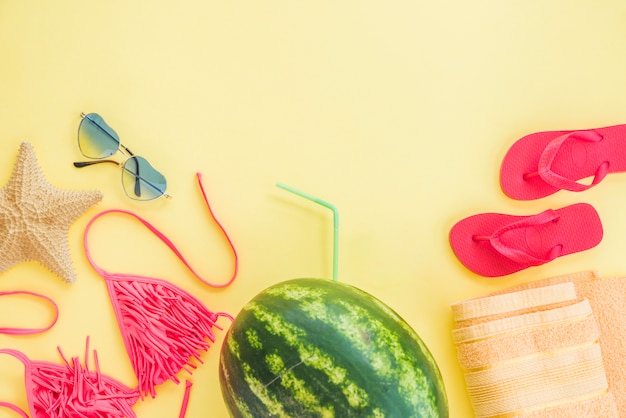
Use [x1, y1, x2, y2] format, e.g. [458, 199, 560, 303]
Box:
[465, 342, 608, 417]
[452, 299, 592, 344]
[452, 283, 577, 322]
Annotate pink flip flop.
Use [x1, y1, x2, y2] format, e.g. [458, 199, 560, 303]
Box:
[449, 203, 603, 277]
[500, 124, 626, 200]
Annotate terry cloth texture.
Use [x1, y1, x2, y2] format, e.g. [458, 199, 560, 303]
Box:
[451, 273, 621, 417]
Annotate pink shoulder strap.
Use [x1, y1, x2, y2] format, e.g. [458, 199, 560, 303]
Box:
[0, 290, 59, 335]
[83, 172, 239, 288]
[0, 348, 34, 418]
[0, 402, 28, 418]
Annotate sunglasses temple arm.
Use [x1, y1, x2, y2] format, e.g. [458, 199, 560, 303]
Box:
[73, 160, 121, 168]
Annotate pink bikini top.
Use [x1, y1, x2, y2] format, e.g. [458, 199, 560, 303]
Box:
[82, 172, 239, 399]
[0, 338, 139, 418]
[0, 172, 238, 417]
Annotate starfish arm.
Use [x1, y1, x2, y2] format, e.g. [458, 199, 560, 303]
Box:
[26, 228, 77, 283]
[0, 142, 103, 283]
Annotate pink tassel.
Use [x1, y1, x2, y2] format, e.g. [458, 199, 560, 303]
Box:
[179, 380, 193, 418]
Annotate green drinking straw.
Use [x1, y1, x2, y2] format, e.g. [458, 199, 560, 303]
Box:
[276, 183, 339, 282]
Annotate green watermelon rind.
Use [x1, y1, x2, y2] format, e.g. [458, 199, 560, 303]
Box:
[219, 278, 448, 418]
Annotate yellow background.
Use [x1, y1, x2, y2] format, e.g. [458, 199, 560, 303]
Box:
[1, 1, 626, 417]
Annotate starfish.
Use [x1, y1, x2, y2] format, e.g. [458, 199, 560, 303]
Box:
[0, 142, 103, 283]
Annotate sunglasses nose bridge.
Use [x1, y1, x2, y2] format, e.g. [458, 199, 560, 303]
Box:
[119, 143, 134, 157]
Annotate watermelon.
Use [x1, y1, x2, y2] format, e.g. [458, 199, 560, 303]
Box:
[219, 278, 448, 417]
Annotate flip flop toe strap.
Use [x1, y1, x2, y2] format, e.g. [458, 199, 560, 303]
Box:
[474, 210, 563, 265]
[537, 130, 608, 191]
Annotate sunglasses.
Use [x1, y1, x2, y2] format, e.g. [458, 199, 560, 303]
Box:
[74, 113, 171, 201]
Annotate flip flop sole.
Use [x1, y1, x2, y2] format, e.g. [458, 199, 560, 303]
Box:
[449, 203, 603, 277]
[500, 124, 626, 200]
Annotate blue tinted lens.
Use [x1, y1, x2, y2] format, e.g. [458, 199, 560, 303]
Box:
[78, 113, 120, 158]
[121, 156, 167, 201]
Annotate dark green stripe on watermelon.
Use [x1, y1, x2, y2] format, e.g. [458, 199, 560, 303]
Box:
[219, 278, 448, 417]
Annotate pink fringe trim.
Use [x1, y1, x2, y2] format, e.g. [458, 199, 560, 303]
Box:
[108, 275, 232, 398]
[0, 338, 139, 418]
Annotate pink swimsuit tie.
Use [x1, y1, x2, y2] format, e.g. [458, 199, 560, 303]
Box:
[83, 172, 238, 399]
[0, 290, 58, 335]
